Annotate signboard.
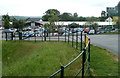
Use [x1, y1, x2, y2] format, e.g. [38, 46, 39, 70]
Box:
[85, 36, 89, 45]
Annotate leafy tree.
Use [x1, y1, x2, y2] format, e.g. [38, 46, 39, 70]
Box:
[45, 9, 60, 16]
[73, 13, 78, 17]
[2, 14, 10, 29]
[43, 9, 60, 34]
[42, 15, 50, 21]
[59, 12, 72, 21]
[12, 18, 18, 28]
[79, 16, 86, 21]
[101, 11, 106, 17]
[98, 17, 107, 21]
[44, 23, 50, 29]
[42, 9, 60, 21]
[12, 17, 26, 30]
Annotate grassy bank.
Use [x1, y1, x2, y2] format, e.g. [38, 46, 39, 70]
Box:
[2, 41, 118, 76]
[2, 41, 81, 76]
[90, 44, 118, 76]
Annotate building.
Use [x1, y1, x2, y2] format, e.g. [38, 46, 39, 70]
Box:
[106, 6, 118, 17]
[105, 17, 113, 22]
[26, 18, 43, 28]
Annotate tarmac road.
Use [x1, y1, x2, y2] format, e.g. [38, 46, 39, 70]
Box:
[88, 34, 118, 56]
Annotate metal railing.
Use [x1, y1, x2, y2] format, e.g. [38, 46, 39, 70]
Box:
[48, 31, 91, 78]
[2, 28, 91, 78]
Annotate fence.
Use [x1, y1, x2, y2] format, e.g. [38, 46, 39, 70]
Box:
[48, 33, 90, 78]
[2, 27, 91, 78]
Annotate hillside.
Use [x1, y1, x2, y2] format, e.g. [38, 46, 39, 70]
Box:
[0, 15, 42, 20]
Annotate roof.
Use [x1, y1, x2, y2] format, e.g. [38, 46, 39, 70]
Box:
[27, 18, 41, 21]
[26, 21, 113, 26]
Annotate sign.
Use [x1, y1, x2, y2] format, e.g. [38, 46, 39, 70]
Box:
[85, 36, 89, 45]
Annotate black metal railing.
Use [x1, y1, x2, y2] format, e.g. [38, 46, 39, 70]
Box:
[3, 27, 91, 78]
[48, 31, 91, 78]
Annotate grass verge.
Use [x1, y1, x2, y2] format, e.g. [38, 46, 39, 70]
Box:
[2, 41, 81, 76]
[2, 41, 118, 77]
[90, 44, 118, 76]
[98, 31, 119, 35]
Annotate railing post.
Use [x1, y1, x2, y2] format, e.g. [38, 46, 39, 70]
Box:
[44, 30, 46, 41]
[65, 28, 66, 42]
[48, 31, 50, 41]
[19, 31, 22, 40]
[60, 66, 64, 78]
[11, 32, 13, 40]
[76, 31, 78, 49]
[68, 28, 70, 44]
[58, 28, 59, 41]
[34, 32, 36, 42]
[88, 38, 90, 64]
[5, 32, 7, 41]
[81, 31, 83, 51]
[82, 49, 86, 78]
[84, 34, 86, 48]
[72, 28, 74, 47]
[42, 34, 43, 41]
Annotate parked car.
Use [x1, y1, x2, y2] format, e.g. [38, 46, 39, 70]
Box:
[84, 29, 89, 34]
[0, 27, 4, 30]
[89, 30, 95, 35]
[76, 28, 83, 32]
[22, 34, 31, 37]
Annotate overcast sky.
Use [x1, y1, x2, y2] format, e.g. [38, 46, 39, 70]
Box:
[0, 0, 119, 17]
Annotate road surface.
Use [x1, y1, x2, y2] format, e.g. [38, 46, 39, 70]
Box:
[88, 34, 118, 56]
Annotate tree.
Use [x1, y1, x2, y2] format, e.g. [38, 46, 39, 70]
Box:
[12, 18, 18, 28]
[42, 9, 60, 21]
[59, 12, 72, 21]
[43, 9, 60, 34]
[79, 17, 86, 21]
[12, 17, 26, 30]
[99, 17, 107, 21]
[44, 23, 50, 35]
[101, 11, 106, 17]
[73, 13, 78, 17]
[45, 9, 60, 16]
[42, 15, 50, 21]
[2, 14, 10, 29]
